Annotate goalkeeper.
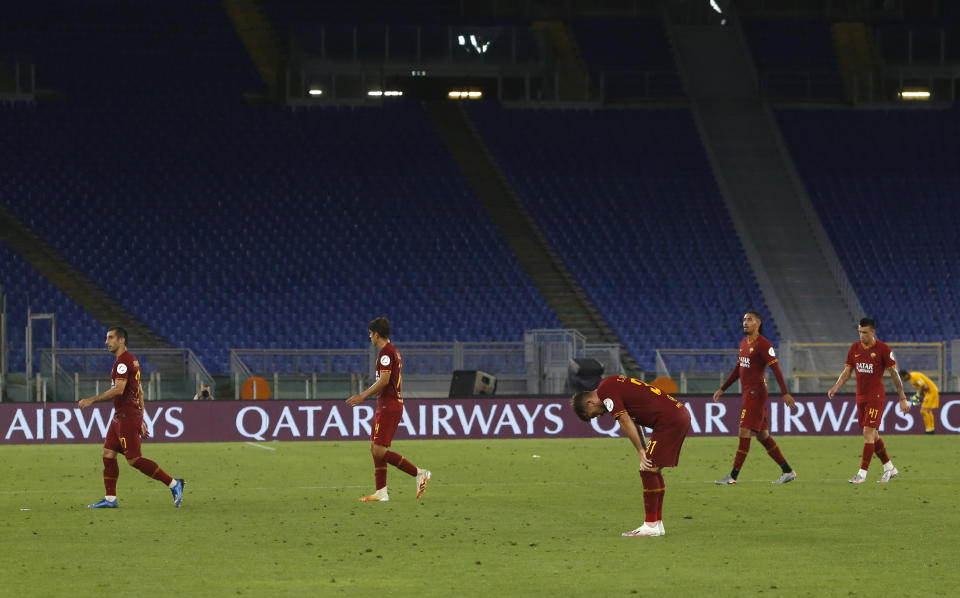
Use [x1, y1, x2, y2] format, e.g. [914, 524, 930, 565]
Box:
[899, 369, 939, 434]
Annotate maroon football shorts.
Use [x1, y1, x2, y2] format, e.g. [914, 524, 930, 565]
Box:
[856, 397, 885, 429]
[739, 389, 770, 432]
[646, 407, 691, 468]
[103, 414, 143, 459]
[371, 406, 403, 446]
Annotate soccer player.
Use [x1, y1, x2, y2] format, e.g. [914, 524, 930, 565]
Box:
[899, 368, 939, 434]
[346, 317, 430, 502]
[571, 375, 691, 537]
[78, 327, 185, 508]
[712, 311, 797, 485]
[827, 317, 910, 483]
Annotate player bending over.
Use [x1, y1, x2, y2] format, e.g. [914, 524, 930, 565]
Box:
[900, 368, 939, 434]
[572, 375, 691, 537]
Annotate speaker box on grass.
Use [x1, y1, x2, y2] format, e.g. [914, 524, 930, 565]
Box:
[568, 358, 604, 391]
[449, 370, 497, 398]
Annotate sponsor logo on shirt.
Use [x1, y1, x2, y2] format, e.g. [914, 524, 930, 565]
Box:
[768, 347, 776, 357]
[380, 355, 391, 366]
[739, 356, 751, 368]
[856, 362, 874, 374]
[602, 398, 614, 412]
[116, 363, 127, 375]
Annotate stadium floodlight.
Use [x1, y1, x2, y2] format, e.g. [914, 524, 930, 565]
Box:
[708, 0, 729, 25]
[457, 33, 491, 54]
[308, 88, 323, 96]
[368, 90, 403, 97]
[899, 89, 931, 100]
[447, 90, 482, 99]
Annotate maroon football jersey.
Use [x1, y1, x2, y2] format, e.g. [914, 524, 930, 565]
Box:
[597, 375, 686, 429]
[846, 340, 895, 400]
[375, 342, 403, 409]
[111, 351, 144, 418]
[736, 335, 779, 394]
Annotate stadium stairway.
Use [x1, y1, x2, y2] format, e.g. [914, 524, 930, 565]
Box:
[532, 20, 591, 102]
[663, 3, 864, 347]
[223, 0, 284, 97]
[832, 22, 883, 104]
[0, 205, 175, 352]
[423, 100, 642, 377]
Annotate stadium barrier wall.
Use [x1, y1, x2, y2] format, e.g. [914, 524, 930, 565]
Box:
[2, 395, 958, 444]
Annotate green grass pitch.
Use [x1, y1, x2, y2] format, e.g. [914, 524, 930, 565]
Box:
[2, 436, 957, 597]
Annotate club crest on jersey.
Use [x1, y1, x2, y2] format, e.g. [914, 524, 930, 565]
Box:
[379, 355, 391, 366]
[749, 347, 754, 353]
[870, 353, 876, 358]
[116, 363, 127, 375]
[602, 398, 614, 412]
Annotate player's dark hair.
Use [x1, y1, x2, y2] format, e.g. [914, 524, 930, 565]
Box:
[368, 317, 391, 339]
[108, 326, 128, 342]
[746, 310, 764, 335]
[898, 369, 910, 379]
[570, 391, 591, 421]
[859, 317, 876, 330]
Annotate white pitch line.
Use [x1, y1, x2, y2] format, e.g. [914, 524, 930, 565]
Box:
[244, 442, 277, 451]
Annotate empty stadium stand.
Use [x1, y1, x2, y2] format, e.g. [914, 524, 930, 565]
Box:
[741, 18, 844, 100]
[778, 107, 960, 340]
[0, 2, 561, 373]
[570, 17, 683, 100]
[0, 242, 103, 371]
[465, 102, 778, 371]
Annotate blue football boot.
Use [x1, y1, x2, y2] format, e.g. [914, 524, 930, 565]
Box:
[170, 478, 185, 507]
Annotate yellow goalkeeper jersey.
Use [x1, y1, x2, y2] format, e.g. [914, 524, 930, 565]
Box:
[906, 372, 939, 408]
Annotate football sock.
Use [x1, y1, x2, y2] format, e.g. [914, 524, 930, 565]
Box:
[103, 457, 119, 496]
[732, 437, 751, 472]
[167, 479, 178, 489]
[105, 495, 117, 502]
[873, 438, 890, 465]
[640, 471, 662, 523]
[759, 435, 789, 471]
[374, 457, 388, 490]
[922, 410, 935, 432]
[383, 451, 418, 476]
[655, 471, 665, 521]
[860, 442, 875, 471]
[129, 457, 174, 486]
